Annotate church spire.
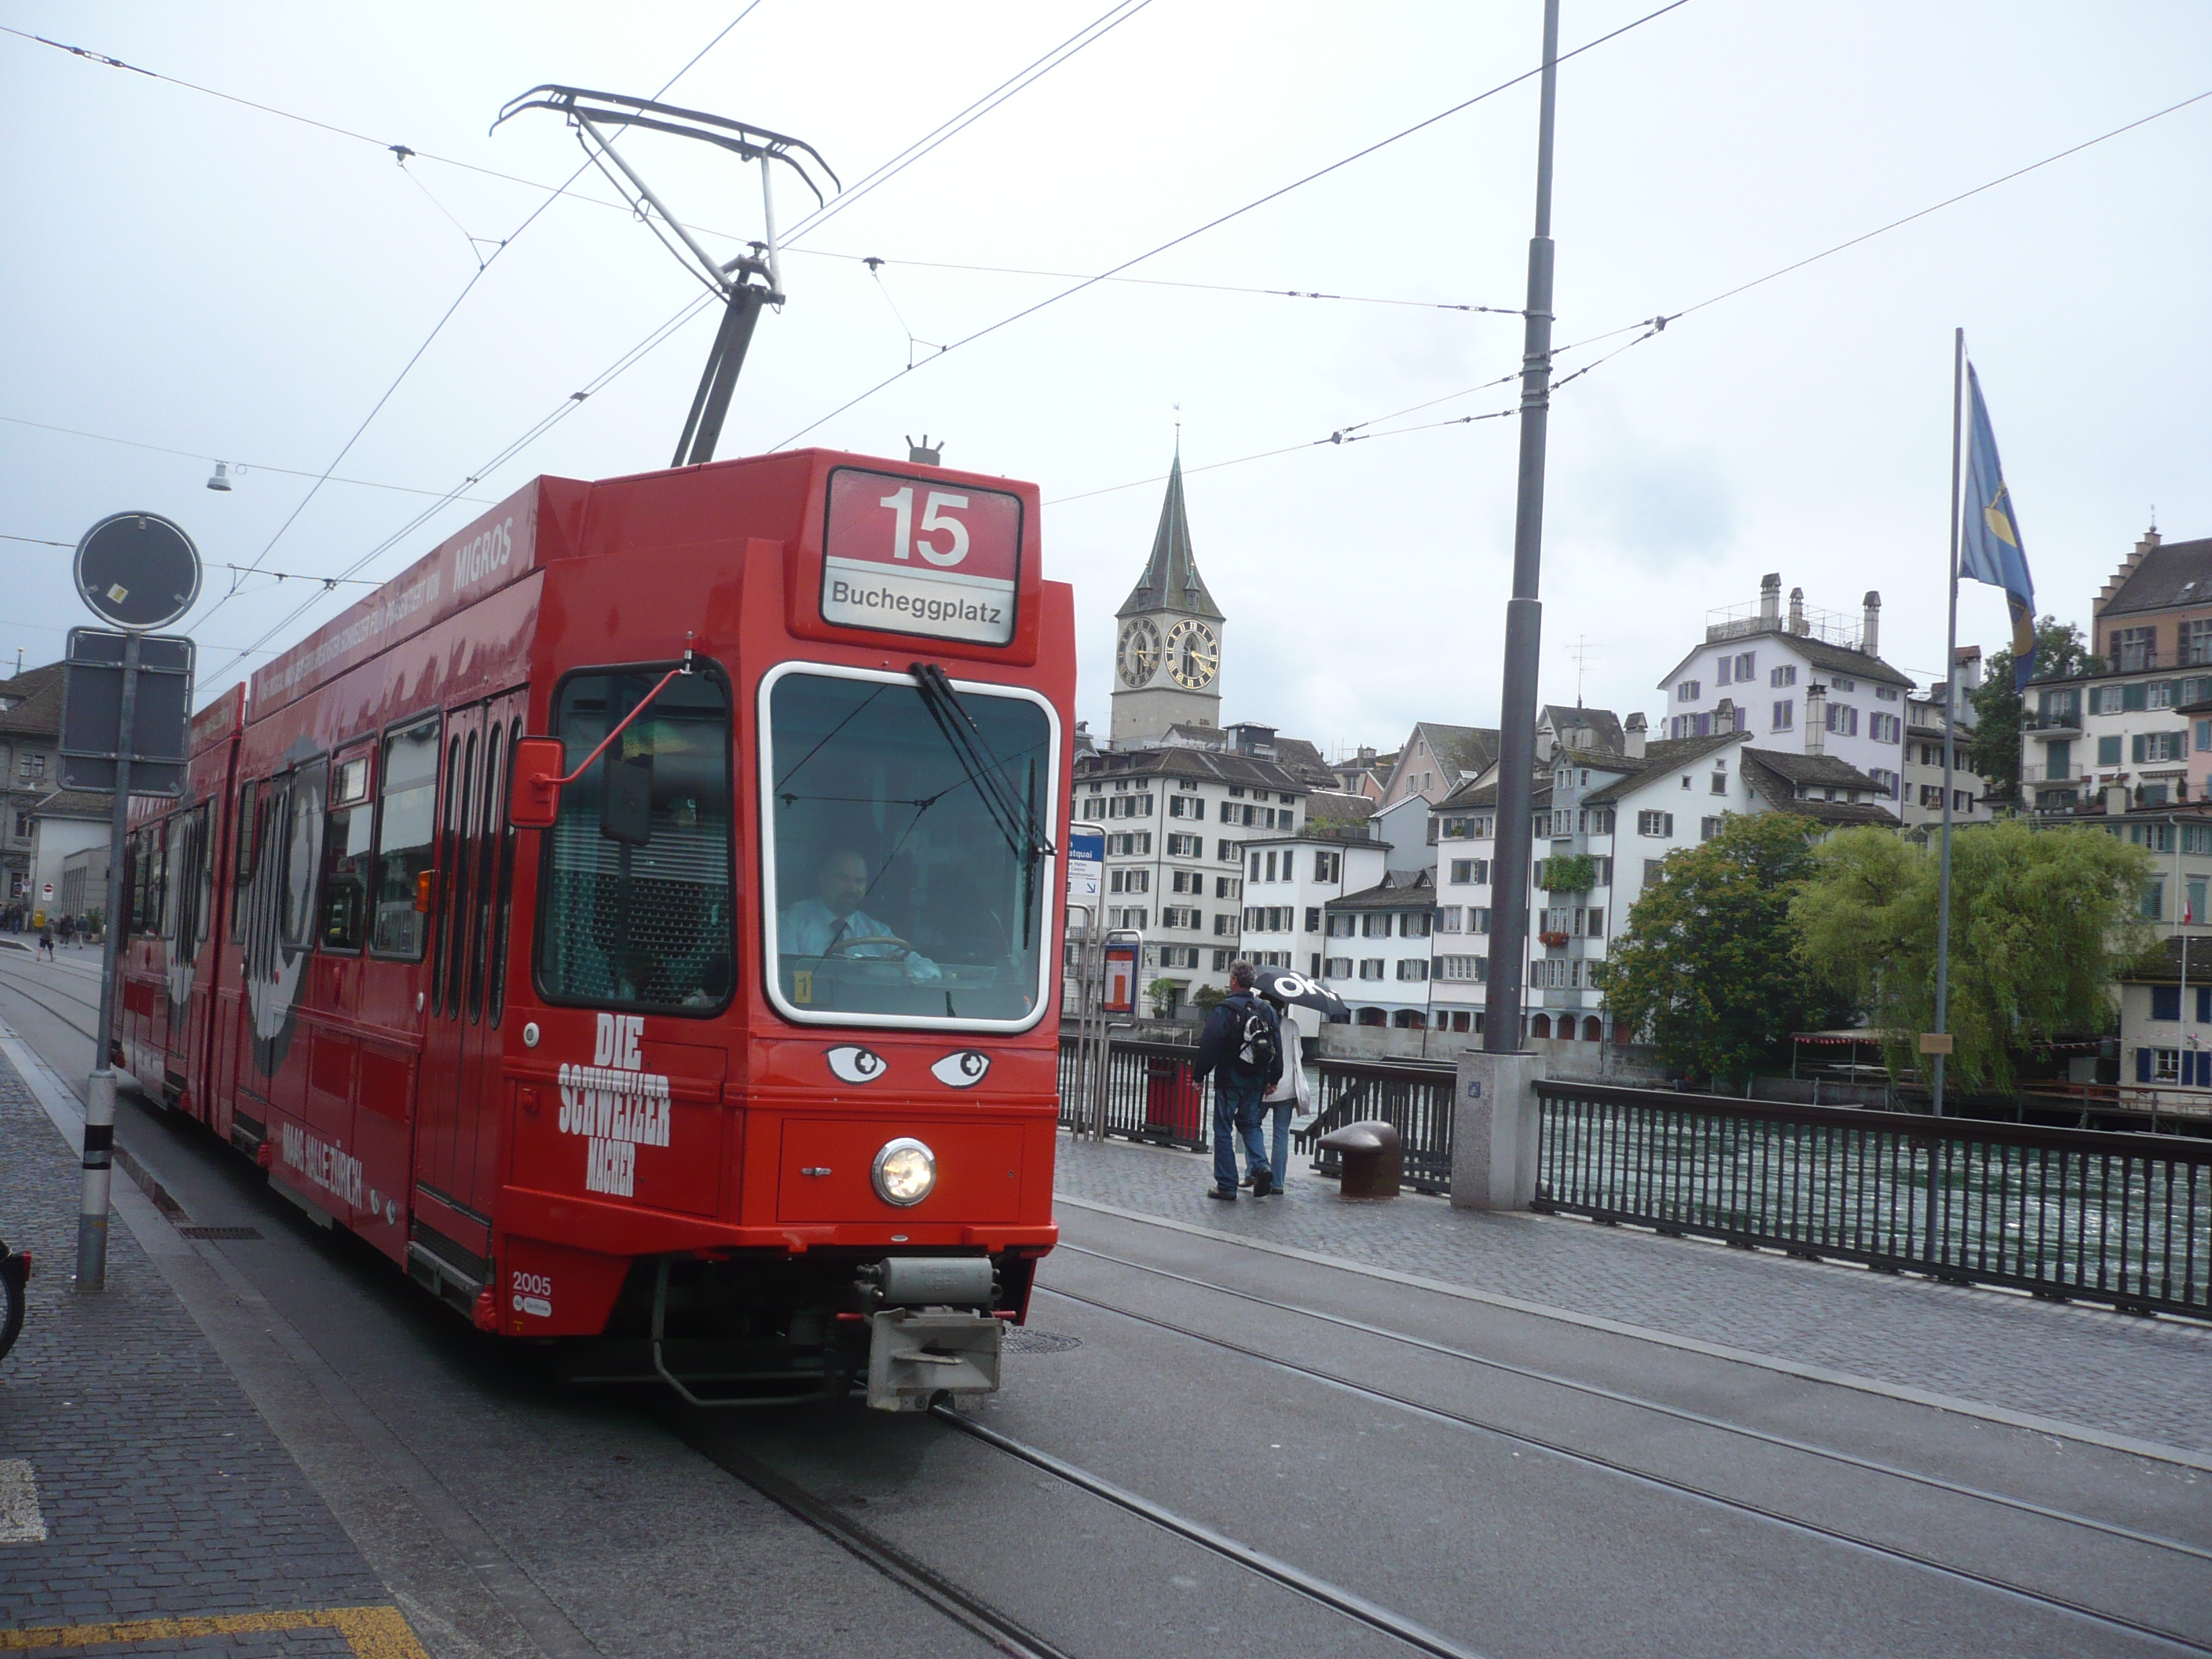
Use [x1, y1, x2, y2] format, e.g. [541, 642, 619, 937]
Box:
[1116, 448, 1225, 621]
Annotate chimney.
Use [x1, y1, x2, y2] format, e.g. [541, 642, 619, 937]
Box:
[1862, 591, 1882, 657]
[1760, 573, 1781, 627]
[2106, 782, 2130, 817]
[1804, 683, 1828, 755]
[1715, 696, 1738, 734]
[1789, 587, 1807, 635]
[1954, 644, 1983, 692]
[1624, 712, 1646, 759]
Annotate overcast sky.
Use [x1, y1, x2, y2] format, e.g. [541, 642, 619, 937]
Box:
[5, 2, 2207, 753]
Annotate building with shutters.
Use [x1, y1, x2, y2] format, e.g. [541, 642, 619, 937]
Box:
[1234, 827, 1390, 985]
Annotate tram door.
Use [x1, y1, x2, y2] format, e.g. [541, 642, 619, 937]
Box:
[415, 690, 526, 1231]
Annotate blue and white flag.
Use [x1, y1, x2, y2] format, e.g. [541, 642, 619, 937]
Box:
[1957, 361, 2038, 693]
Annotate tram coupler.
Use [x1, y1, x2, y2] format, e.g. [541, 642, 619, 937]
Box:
[856, 1255, 1002, 1411]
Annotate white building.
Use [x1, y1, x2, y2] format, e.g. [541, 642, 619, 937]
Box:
[1236, 829, 1390, 982]
[1430, 728, 1898, 1042]
[1323, 869, 1440, 1028]
[1071, 744, 1306, 1016]
[1657, 575, 1920, 810]
[1899, 646, 1992, 830]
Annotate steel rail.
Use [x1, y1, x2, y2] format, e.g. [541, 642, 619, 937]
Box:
[1053, 1243, 2212, 1564]
[664, 1411, 1077, 1659]
[0, 961, 104, 1044]
[1035, 1276, 2212, 1655]
[931, 1405, 1493, 1659]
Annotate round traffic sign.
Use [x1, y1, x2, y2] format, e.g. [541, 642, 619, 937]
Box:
[74, 511, 202, 632]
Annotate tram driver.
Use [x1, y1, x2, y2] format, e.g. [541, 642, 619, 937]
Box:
[780, 848, 942, 981]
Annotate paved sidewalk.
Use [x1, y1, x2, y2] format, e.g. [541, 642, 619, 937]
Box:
[1051, 1129, 2212, 1456]
[0, 1042, 415, 1654]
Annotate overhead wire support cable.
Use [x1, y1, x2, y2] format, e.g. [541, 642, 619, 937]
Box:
[769, 0, 1694, 451]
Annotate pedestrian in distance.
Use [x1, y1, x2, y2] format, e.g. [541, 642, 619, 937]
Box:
[57, 914, 74, 950]
[1257, 989, 1311, 1196]
[1189, 960, 1283, 1201]
[36, 921, 54, 962]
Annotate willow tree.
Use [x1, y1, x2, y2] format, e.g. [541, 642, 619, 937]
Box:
[1597, 813, 1845, 1085]
[1793, 820, 2149, 1093]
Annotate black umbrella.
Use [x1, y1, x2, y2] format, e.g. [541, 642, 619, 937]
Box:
[1253, 965, 1350, 1020]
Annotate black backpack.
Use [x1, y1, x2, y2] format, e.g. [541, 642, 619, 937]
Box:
[1232, 996, 1280, 1077]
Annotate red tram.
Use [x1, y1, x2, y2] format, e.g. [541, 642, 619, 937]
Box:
[112, 449, 1071, 1408]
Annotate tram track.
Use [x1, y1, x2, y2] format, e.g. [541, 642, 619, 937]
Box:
[1035, 1259, 2212, 1656]
[0, 957, 103, 1045]
[1053, 1242, 2212, 1565]
[672, 1397, 1490, 1659]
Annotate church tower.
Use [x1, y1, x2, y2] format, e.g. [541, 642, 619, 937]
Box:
[1110, 448, 1225, 745]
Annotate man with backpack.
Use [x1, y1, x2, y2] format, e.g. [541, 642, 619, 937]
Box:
[1190, 960, 1284, 1200]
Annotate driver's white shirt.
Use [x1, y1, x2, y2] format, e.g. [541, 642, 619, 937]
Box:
[781, 898, 899, 957]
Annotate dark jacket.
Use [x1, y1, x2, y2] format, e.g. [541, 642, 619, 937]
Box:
[1192, 991, 1284, 1091]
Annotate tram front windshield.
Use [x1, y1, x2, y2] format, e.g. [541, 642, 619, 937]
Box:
[766, 670, 1052, 1025]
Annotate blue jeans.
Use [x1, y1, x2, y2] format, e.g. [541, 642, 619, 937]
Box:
[1267, 1098, 1295, 1186]
[1211, 1074, 1269, 1192]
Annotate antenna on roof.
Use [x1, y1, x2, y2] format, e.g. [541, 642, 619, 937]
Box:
[1567, 635, 1599, 706]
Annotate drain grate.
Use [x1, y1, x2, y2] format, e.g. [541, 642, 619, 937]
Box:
[177, 1225, 263, 1241]
[1002, 1328, 1081, 1354]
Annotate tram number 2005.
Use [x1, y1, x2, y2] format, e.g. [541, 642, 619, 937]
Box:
[511, 1270, 555, 1317]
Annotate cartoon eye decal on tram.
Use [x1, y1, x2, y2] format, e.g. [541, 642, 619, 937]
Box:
[930, 1050, 990, 1087]
[826, 1044, 888, 1083]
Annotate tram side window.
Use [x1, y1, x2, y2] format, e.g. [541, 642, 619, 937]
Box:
[149, 822, 170, 939]
[280, 761, 329, 950]
[489, 716, 522, 1025]
[126, 832, 147, 933]
[467, 723, 504, 1022]
[537, 667, 734, 1013]
[231, 781, 258, 942]
[370, 718, 440, 958]
[315, 752, 374, 951]
[192, 803, 214, 948]
[170, 804, 208, 950]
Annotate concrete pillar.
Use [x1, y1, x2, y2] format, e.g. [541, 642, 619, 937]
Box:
[1451, 1049, 1541, 1210]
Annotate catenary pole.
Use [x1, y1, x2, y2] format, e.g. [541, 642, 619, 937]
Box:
[1483, 0, 1562, 1053]
[76, 632, 137, 1292]
[1932, 328, 1964, 1116]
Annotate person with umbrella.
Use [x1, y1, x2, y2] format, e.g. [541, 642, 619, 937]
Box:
[1252, 968, 1343, 1194]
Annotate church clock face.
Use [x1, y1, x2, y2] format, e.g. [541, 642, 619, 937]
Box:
[1165, 619, 1219, 690]
[1118, 618, 1162, 687]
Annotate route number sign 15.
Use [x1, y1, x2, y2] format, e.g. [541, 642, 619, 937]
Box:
[821, 467, 1022, 646]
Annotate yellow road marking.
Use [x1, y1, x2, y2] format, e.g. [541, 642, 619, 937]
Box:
[0, 1605, 426, 1656]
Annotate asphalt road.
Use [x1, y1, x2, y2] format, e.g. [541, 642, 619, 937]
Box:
[3, 944, 2207, 1659]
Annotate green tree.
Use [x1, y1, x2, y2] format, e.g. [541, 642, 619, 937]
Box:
[1596, 814, 1844, 1084]
[1793, 820, 2148, 1093]
[1968, 617, 2103, 808]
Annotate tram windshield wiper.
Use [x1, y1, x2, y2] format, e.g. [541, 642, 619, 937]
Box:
[907, 662, 1055, 866]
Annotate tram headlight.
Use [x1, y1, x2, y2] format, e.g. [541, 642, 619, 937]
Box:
[871, 1137, 936, 1207]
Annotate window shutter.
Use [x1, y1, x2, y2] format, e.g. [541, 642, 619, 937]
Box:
[2137, 1046, 2153, 1083]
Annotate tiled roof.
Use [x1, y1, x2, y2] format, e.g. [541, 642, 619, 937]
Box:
[1542, 705, 1625, 751]
[1075, 745, 1306, 791]
[2098, 536, 2212, 618]
[1740, 748, 1900, 826]
[1580, 733, 1747, 804]
[0, 662, 64, 740]
[2120, 934, 2212, 984]
[1325, 869, 1434, 910]
[1658, 630, 1914, 692]
[1302, 789, 1377, 822]
[1437, 775, 1553, 811]
[31, 789, 112, 820]
[1419, 723, 1501, 783]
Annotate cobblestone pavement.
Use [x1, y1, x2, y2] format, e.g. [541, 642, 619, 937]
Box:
[1050, 1130, 2212, 1456]
[0, 1048, 397, 1644]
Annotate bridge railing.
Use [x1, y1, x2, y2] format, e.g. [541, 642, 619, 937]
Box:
[1057, 1036, 1211, 1151]
[1295, 1060, 1456, 1195]
[1533, 1079, 2212, 1319]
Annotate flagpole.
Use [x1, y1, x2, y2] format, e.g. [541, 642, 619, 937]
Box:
[1932, 327, 1965, 1118]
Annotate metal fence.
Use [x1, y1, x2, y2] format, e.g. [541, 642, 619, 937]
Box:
[1533, 1079, 2212, 1319]
[1295, 1060, 1457, 1195]
[1058, 1036, 1211, 1150]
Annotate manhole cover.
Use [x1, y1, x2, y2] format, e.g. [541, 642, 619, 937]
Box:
[1002, 1328, 1082, 1354]
[177, 1225, 263, 1240]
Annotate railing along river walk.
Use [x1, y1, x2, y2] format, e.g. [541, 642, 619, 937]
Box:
[1533, 1079, 2212, 1320]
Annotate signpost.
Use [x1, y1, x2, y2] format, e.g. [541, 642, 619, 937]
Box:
[60, 511, 200, 1295]
[1061, 827, 1108, 1140]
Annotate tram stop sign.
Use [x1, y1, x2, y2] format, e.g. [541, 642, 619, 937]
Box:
[74, 511, 203, 632]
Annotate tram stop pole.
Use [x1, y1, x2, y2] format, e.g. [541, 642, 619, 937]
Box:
[75, 633, 137, 1294]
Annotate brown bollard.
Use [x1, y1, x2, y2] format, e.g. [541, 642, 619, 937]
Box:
[1318, 1119, 1401, 1199]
